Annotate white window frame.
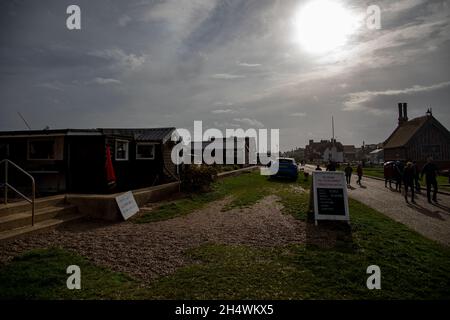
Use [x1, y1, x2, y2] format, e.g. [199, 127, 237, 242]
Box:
[27, 139, 56, 161]
[136, 142, 156, 160]
[115, 139, 129, 161]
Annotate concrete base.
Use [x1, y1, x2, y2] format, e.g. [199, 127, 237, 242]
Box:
[66, 182, 181, 221]
[67, 167, 259, 221]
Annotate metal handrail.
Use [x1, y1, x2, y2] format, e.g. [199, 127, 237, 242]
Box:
[0, 159, 36, 226]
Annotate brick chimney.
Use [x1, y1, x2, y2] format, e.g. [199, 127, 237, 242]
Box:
[403, 102, 408, 122]
[398, 103, 403, 125]
[398, 102, 408, 125]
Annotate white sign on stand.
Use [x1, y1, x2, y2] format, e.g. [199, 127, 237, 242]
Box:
[115, 191, 139, 220]
[312, 171, 350, 225]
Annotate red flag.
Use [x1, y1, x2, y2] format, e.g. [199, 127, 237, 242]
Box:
[105, 144, 116, 186]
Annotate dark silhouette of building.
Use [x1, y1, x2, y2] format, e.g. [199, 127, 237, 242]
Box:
[383, 103, 450, 169]
[0, 128, 179, 194]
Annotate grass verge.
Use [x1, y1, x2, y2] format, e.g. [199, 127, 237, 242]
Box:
[1, 171, 449, 299]
[0, 248, 136, 299]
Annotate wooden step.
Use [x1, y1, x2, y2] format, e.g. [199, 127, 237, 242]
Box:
[0, 194, 66, 217]
[0, 213, 85, 240]
[0, 204, 78, 232]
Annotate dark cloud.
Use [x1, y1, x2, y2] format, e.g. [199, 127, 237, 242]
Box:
[0, 0, 449, 150]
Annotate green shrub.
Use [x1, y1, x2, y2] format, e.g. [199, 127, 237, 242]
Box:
[181, 165, 218, 192]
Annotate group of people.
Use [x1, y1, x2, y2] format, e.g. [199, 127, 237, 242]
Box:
[313, 157, 441, 205]
[344, 163, 363, 187]
[314, 161, 364, 187]
[385, 157, 439, 204]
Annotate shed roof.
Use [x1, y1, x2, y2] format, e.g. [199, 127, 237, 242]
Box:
[0, 127, 177, 143]
[0, 128, 101, 138]
[96, 128, 176, 143]
[384, 116, 430, 149]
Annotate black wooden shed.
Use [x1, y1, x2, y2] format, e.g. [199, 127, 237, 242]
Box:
[0, 127, 179, 195]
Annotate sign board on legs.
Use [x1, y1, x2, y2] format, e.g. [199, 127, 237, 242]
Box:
[312, 171, 349, 224]
[115, 191, 139, 220]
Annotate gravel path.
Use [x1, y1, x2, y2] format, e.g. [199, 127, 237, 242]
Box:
[0, 195, 305, 283]
[305, 165, 450, 246]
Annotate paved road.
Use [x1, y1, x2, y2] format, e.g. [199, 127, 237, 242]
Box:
[304, 165, 450, 246]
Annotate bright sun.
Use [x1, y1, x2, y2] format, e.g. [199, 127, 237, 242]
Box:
[293, 0, 358, 54]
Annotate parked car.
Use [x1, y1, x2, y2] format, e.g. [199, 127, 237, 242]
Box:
[268, 157, 298, 181]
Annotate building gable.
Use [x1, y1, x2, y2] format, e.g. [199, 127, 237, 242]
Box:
[384, 116, 429, 149]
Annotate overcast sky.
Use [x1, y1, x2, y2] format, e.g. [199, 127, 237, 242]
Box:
[1, 0, 449, 151]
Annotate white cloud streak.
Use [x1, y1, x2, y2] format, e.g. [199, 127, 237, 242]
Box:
[233, 118, 264, 128]
[91, 77, 122, 85]
[211, 73, 245, 80]
[212, 109, 236, 114]
[237, 62, 262, 67]
[291, 112, 307, 117]
[344, 81, 450, 111]
[89, 48, 147, 71]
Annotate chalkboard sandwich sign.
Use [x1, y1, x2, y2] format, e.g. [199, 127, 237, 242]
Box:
[312, 171, 350, 225]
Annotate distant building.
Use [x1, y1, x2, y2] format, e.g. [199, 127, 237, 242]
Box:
[356, 143, 381, 162]
[368, 149, 384, 164]
[323, 141, 344, 163]
[383, 103, 450, 169]
[191, 137, 255, 167]
[282, 147, 305, 163]
[305, 139, 344, 163]
[305, 139, 327, 162]
[343, 145, 356, 162]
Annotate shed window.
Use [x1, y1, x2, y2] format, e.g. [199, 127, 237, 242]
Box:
[28, 140, 55, 160]
[115, 140, 129, 160]
[136, 143, 156, 160]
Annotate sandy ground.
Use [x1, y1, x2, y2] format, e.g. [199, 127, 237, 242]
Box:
[0, 195, 308, 283]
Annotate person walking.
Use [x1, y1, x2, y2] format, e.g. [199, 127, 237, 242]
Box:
[412, 161, 421, 193]
[315, 164, 322, 171]
[421, 157, 439, 203]
[356, 163, 363, 186]
[403, 162, 416, 203]
[344, 163, 353, 186]
[394, 161, 404, 192]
